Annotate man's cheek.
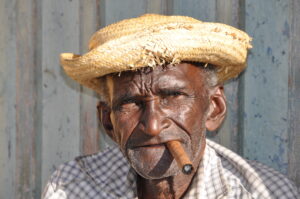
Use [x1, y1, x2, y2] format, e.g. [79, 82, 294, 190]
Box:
[115, 118, 136, 149]
[174, 100, 200, 117]
[115, 126, 129, 149]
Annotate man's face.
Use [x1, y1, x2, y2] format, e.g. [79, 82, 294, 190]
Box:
[106, 63, 212, 179]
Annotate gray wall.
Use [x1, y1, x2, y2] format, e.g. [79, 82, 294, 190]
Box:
[0, 0, 299, 198]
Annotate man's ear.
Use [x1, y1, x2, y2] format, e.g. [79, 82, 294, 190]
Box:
[97, 101, 115, 141]
[205, 86, 227, 131]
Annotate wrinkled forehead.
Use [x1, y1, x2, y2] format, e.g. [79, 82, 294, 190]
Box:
[106, 63, 208, 100]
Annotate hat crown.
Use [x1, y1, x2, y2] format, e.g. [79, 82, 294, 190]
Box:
[88, 14, 201, 50]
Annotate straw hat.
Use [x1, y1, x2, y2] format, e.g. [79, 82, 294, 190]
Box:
[60, 14, 252, 93]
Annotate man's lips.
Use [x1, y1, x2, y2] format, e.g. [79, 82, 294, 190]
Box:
[132, 143, 165, 149]
[130, 143, 165, 149]
[127, 139, 183, 149]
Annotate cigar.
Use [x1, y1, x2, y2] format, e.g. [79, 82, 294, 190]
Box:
[166, 140, 193, 175]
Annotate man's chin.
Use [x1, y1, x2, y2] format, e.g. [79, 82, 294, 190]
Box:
[131, 161, 180, 180]
[126, 147, 180, 179]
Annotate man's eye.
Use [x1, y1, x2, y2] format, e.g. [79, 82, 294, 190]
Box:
[159, 91, 187, 106]
[165, 91, 185, 97]
[170, 91, 182, 96]
[119, 100, 142, 110]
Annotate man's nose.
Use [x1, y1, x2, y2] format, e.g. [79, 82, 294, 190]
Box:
[140, 99, 170, 136]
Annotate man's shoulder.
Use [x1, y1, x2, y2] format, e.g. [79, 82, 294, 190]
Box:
[207, 139, 299, 199]
[42, 146, 136, 199]
[247, 160, 299, 198]
[47, 146, 125, 185]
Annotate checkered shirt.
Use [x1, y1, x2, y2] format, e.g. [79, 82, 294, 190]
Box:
[42, 139, 299, 199]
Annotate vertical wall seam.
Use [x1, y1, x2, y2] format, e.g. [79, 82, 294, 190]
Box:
[237, 0, 246, 156]
[33, 0, 43, 197]
[287, 0, 300, 188]
[166, 0, 173, 15]
[79, 0, 84, 155]
[99, 0, 106, 28]
[287, 0, 293, 179]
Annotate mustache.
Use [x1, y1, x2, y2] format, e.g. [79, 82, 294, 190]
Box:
[125, 128, 190, 149]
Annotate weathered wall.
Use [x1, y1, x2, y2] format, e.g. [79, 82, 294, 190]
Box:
[0, 0, 299, 198]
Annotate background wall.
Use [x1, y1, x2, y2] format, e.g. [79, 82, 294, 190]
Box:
[0, 0, 299, 198]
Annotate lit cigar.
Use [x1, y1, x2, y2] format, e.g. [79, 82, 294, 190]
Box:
[166, 140, 193, 175]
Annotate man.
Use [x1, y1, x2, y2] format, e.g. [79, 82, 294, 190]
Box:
[43, 14, 299, 198]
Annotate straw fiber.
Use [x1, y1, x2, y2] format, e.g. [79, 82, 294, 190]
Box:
[60, 14, 252, 93]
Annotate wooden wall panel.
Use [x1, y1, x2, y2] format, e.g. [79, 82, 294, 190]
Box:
[0, 0, 17, 198]
[288, 0, 300, 187]
[243, 0, 290, 173]
[146, 0, 172, 14]
[172, 0, 217, 21]
[15, 0, 41, 198]
[104, 0, 147, 26]
[41, 0, 81, 189]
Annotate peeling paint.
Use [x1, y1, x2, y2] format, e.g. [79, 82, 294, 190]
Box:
[282, 21, 290, 38]
[8, 140, 11, 159]
[267, 47, 272, 56]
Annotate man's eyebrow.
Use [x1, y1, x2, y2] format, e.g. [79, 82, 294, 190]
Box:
[158, 86, 187, 93]
[113, 86, 189, 102]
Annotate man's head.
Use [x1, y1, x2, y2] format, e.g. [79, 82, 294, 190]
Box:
[97, 62, 226, 179]
[59, 14, 251, 179]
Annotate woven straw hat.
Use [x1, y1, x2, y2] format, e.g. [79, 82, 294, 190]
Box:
[60, 14, 252, 93]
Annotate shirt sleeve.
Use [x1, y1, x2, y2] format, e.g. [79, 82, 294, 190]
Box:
[42, 180, 67, 199]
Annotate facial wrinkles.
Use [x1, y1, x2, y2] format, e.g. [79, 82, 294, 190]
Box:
[108, 63, 213, 180]
[138, 69, 155, 96]
[157, 75, 187, 91]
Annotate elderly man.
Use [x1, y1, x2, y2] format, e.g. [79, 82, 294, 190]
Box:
[43, 14, 298, 199]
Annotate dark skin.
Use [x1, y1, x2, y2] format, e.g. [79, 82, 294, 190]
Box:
[98, 63, 226, 199]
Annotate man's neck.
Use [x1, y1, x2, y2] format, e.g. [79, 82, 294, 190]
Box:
[136, 170, 196, 199]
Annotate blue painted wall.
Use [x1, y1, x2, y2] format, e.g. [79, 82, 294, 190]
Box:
[243, 0, 290, 174]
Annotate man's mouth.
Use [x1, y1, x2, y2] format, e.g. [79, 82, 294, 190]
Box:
[131, 143, 165, 149]
[128, 139, 183, 149]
